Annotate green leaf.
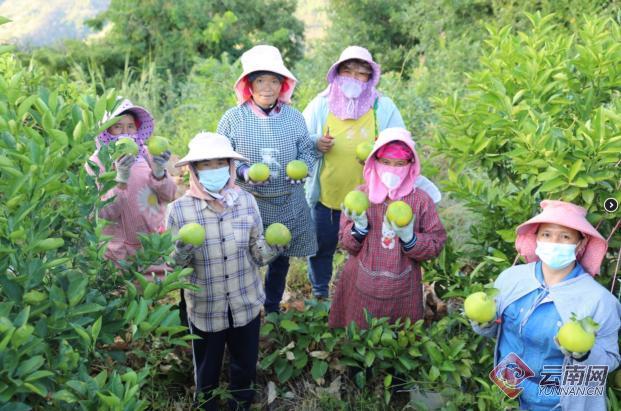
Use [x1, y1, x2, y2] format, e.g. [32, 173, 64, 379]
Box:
[364, 351, 376, 367]
[16, 355, 44, 377]
[310, 360, 328, 382]
[52, 389, 78, 403]
[429, 365, 441, 381]
[91, 316, 102, 345]
[539, 176, 566, 192]
[279, 319, 300, 332]
[0, 16, 11, 25]
[581, 190, 595, 206]
[567, 160, 583, 182]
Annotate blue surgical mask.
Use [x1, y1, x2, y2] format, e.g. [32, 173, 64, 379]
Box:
[198, 167, 229, 193]
[535, 241, 577, 270]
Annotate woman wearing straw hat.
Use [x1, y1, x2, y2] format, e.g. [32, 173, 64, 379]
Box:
[471, 200, 620, 410]
[166, 132, 281, 411]
[217, 45, 318, 314]
[303, 46, 442, 300]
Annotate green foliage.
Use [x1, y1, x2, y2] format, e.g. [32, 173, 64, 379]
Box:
[433, 13, 621, 268]
[85, 0, 304, 77]
[0, 50, 194, 409]
[260, 302, 513, 409]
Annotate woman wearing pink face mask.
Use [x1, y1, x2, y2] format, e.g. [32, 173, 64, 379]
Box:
[328, 127, 447, 328]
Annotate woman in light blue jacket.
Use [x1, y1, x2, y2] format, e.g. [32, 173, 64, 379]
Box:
[472, 200, 620, 410]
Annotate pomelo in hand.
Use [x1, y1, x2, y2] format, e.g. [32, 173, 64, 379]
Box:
[147, 136, 169, 156]
[248, 163, 270, 182]
[355, 142, 374, 162]
[115, 137, 139, 158]
[386, 201, 413, 227]
[178, 223, 206, 246]
[265, 223, 291, 246]
[286, 160, 308, 180]
[557, 316, 598, 353]
[464, 291, 496, 323]
[343, 190, 369, 215]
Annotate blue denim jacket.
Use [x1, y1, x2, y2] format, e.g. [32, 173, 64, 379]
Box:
[473, 262, 621, 411]
[498, 262, 583, 409]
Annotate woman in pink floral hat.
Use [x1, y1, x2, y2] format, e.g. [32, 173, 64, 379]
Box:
[471, 200, 620, 410]
[328, 127, 446, 328]
[87, 99, 176, 269]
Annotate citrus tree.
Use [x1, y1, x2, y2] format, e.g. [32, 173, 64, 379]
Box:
[433, 13, 621, 278]
[0, 29, 194, 408]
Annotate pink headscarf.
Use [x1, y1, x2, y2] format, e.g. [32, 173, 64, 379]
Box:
[515, 200, 608, 276]
[363, 128, 421, 204]
[322, 46, 381, 120]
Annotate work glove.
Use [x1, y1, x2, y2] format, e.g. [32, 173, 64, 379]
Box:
[151, 150, 171, 179]
[469, 319, 495, 329]
[384, 215, 416, 244]
[342, 205, 369, 232]
[114, 155, 135, 184]
[285, 175, 308, 185]
[172, 240, 196, 266]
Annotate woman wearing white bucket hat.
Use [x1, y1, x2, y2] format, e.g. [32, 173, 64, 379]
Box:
[166, 132, 280, 410]
[217, 45, 318, 314]
[303, 46, 442, 300]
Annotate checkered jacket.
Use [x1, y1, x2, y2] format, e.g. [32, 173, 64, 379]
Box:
[166, 190, 273, 332]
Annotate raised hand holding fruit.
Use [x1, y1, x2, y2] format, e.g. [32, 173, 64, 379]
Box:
[343, 190, 369, 215]
[147, 136, 170, 156]
[285, 160, 308, 184]
[178, 223, 206, 246]
[556, 315, 599, 358]
[386, 201, 413, 227]
[247, 163, 270, 184]
[265, 223, 292, 247]
[114, 154, 136, 184]
[464, 290, 497, 325]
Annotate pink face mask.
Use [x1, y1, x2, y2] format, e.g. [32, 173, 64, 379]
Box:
[376, 163, 411, 191]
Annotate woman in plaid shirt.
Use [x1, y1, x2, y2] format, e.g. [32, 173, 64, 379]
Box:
[329, 127, 446, 328]
[166, 132, 281, 411]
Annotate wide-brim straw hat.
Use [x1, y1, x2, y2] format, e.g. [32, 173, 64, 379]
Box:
[515, 200, 608, 275]
[234, 45, 297, 105]
[175, 132, 248, 167]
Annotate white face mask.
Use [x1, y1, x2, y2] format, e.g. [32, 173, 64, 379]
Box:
[380, 171, 401, 189]
[535, 241, 577, 270]
[337, 75, 365, 99]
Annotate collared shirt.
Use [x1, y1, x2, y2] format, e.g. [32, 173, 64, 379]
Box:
[165, 190, 272, 332]
[499, 262, 585, 410]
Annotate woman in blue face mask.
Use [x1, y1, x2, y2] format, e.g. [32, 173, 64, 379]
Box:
[165, 132, 283, 411]
[470, 200, 620, 411]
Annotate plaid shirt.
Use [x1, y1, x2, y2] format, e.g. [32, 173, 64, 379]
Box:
[166, 190, 273, 332]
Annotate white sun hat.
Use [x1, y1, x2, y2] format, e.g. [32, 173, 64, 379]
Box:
[234, 45, 297, 104]
[175, 132, 248, 167]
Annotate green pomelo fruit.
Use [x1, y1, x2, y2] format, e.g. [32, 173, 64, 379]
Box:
[286, 160, 308, 180]
[386, 201, 413, 227]
[343, 190, 369, 215]
[248, 163, 270, 182]
[557, 321, 596, 353]
[265, 223, 292, 246]
[356, 142, 374, 162]
[147, 136, 169, 156]
[178, 223, 206, 246]
[464, 291, 496, 323]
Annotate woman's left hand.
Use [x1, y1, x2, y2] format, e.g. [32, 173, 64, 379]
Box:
[151, 150, 171, 179]
[385, 216, 415, 243]
[285, 176, 308, 185]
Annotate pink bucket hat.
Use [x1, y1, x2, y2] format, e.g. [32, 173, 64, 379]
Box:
[326, 46, 381, 88]
[515, 200, 608, 275]
[234, 45, 297, 105]
[96, 98, 155, 158]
